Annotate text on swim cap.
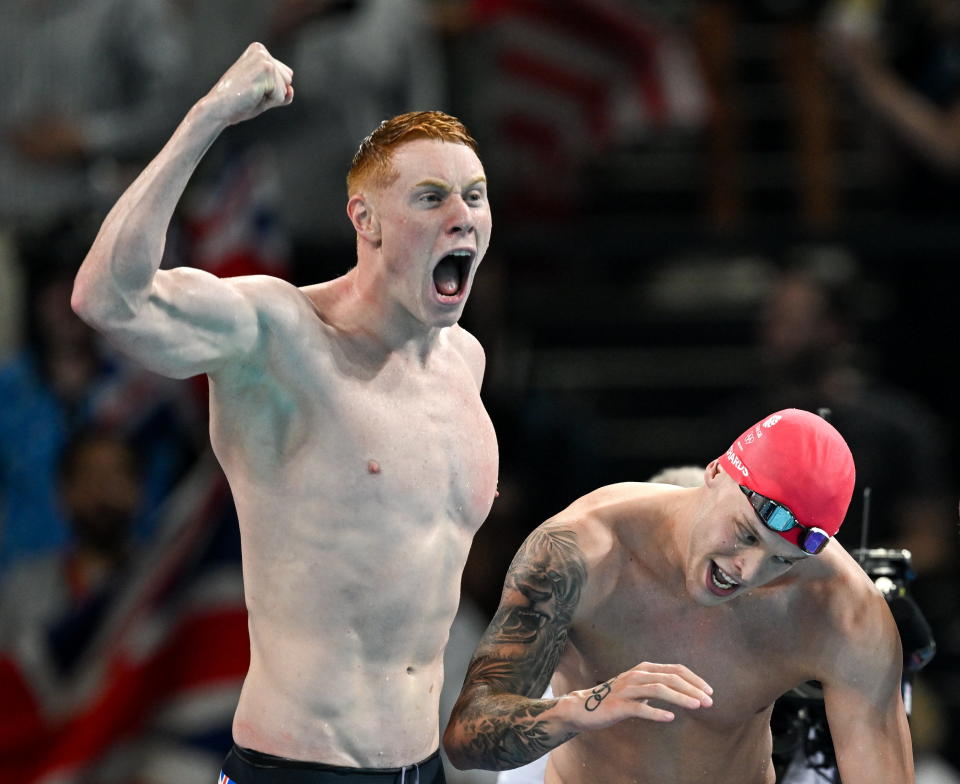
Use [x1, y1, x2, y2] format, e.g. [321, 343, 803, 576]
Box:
[725, 449, 749, 477]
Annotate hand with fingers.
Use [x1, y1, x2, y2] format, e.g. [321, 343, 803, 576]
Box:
[202, 42, 294, 127]
[565, 662, 714, 732]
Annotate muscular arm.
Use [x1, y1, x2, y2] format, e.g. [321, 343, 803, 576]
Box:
[821, 595, 914, 784]
[71, 44, 293, 379]
[443, 524, 712, 771]
[444, 525, 587, 770]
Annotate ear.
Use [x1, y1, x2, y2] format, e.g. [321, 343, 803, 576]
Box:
[704, 459, 724, 487]
[347, 193, 381, 245]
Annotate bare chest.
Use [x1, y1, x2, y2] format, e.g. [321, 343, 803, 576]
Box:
[212, 338, 499, 532]
[326, 362, 499, 526]
[564, 576, 806, 726]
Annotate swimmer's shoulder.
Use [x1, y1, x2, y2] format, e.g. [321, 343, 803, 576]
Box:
[792, 543, 893, 654]
[557, 482, 675, 526]
[544, 483, 666, 561]
[537, 486, 665, 614]
[223, 274, 328, 333]
[446, 324, 486, 386]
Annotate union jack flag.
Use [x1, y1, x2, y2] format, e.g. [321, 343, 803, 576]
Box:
[0, 453, 248, 784]
[180, 143, 291, 282]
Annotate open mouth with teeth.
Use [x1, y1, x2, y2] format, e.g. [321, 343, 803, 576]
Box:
[432, 250, 473, 299]
[708, 560, 741, 597]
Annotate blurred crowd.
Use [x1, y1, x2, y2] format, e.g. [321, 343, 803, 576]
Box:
[0, 1, 957, 782]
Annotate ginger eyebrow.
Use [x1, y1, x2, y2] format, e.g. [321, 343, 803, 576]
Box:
[414, 178, 451, 190]
[413, 176, 487, 190]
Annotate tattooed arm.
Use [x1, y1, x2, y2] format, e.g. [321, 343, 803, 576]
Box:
[443, 523, 714, 771]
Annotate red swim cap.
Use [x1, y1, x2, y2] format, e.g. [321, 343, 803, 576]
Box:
[717, 409, 855, 549]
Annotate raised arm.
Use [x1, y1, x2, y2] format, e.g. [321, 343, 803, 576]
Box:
[825, 25, 960, 171]
[820, 593, 915, 784]
[71, 43, 293, 379]
[443, 523, 713, 771]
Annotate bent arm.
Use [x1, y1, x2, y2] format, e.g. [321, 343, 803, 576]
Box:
[443, 525, 589, 770]
[821, 598, 914, 783]
[827, 31, 960, 171]
[443, 523, 712, 771]
[72, 43, 292, 379]
[852, 61, 960, 171]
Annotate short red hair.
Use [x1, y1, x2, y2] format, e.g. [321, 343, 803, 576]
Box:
[347, 111, 479, 195]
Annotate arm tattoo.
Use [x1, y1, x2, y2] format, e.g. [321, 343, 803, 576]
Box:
[449, 526, 587, 769]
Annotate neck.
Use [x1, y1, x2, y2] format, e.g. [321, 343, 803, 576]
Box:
[629, 487, 700, 589]
[332, 260, 445, 357]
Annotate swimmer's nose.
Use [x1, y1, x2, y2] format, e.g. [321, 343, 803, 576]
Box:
[445, 194, 475, 236]
[733, 550, 765, 585]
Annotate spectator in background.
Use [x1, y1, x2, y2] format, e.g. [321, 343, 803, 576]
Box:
[0, 0, 189, 401]
[0, 0, 188, 232]
[0, 428, 249, 783]
[0, 242, 200, 573]
[0, 428, 142, 652]
[823, 0, 960, 221]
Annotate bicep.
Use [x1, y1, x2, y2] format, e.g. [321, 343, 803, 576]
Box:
[821, 613, 914, 783]
[461, 525, 588, 699]
[824, 677, 913, 783]
[97, 267, 260, 379]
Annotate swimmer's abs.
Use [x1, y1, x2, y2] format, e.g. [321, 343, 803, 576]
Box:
[233, 665, 445, 767]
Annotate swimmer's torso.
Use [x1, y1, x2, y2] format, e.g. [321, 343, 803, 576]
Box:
[207, 280, 499, 767]
[548, 490, 837, 784]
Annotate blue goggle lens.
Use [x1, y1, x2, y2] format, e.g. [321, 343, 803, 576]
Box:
[764, 504, 796, 532]
[799, 528, 830, 555]
[740, 485, 831, 555]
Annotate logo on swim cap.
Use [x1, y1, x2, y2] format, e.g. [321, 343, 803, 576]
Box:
[763, 415, 783, 428]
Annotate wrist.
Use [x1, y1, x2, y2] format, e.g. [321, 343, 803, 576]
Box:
[552, 691, 588, 735]
[186, 97, 231, 137]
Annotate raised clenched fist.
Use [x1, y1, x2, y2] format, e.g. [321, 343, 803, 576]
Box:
[202, 42, 294, 127]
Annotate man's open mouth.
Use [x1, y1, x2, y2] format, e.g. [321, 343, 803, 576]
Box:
[432, 250, 473, 298]
[709, 560, 741, 595]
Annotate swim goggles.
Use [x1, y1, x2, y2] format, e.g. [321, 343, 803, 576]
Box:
[739, 486, 830, 555]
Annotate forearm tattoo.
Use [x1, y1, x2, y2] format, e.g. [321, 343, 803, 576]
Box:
[450, 526, 587, 769]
